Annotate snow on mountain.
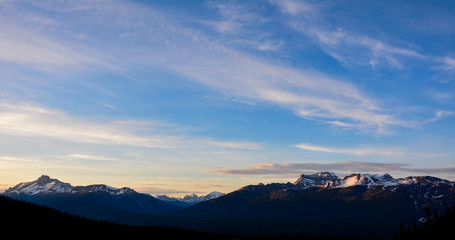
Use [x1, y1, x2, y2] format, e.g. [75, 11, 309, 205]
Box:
[5, 175, 73, 195]
[204, 191, 225, 199]
[156, 191, 225, 205]
[292, 172, 454, 190]
[4, 175, 136, 196]
[72, 184, 137, 195]
[294, 172, 340, 188]
[399, 176, 455, 186]
[336, 173, 398, 188]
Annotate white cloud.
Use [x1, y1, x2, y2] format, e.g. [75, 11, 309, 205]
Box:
[271, 0, 318, 17]
[0, 101, 182, 148]
[0, 155, 42, 165]
[428, 110, 452, 122]
[0, 101, 263, 150]
[273, 1, 427, 69]
[66, 154, 136, 163]
[0, 0, 406, 134]
[0, 21, 115, 73]
[202, 140, 263, 150]
[316, 30, 424, 69]
[154, 36, 400, 131]
[433, 57, 455, 83]
[206, 1, 268, 34]
[324, 121, 353, 127]
[294, 143, 445, 158]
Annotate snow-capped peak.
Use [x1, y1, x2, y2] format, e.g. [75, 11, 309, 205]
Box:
[4, 175, 72, 195]
[314, 172, 338, 178]
[206, 191, 225, 198]
[293, 172, 455, 190]
[156, 191, 226, 205]
[4, 175, 137, 196]
[336, 173, 398, 188]
[294, 172, 340, 187]
[398, 176, 455, 186]
[117, 187, 136, 195]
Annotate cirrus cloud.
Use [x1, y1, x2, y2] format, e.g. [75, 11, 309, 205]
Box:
[294, 143, 446, 158]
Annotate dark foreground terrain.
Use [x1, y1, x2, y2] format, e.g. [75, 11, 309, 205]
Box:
[0, 195, 365, 240]
[394, 205, 455, 240]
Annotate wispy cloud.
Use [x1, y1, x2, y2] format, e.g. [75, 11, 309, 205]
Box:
[207, 161, 455, 176]
[433, 57, 455, 83]
[157, 39, 402, 132]
[428, 110, 452, 122]
[274, 0, 455, 86]
[0, 155, 42, 165]
[273, 0, 426, 69]
[0, 101, 262, 150]
[205, 1, 266, 34]
[0, 101, 181, 148]
[0, 0, 406, 134]
[200, 1, 283, 53]
[65, 154, 136, 163]
[294, 143, 445, 158]
[311, 29, 425, 69]
[202, 140, 263, 150]
[0, 21, 115, 73]
[271, 0, 319, 17]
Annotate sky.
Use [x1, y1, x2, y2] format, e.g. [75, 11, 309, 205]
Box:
[0, 0, 454, 196]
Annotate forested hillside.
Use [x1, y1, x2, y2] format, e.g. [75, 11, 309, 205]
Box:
[395, 205, 455, 240]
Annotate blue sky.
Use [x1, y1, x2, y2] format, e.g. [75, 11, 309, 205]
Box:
[0, 0, 454, 196]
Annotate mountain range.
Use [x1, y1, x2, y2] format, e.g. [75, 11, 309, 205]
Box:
[3, 172, 455, 238]
[179, 172, 455, 219]
[172, 172, 455, 237]
[155, 191, 225, 207]
[3, 175, 184, 222]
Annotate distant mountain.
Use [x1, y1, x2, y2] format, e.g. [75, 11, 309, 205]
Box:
[4, 175, 136, 195]
[155, 191, 225, 207]
[177, 172, 455, 225]
[3, 175, 182, 222]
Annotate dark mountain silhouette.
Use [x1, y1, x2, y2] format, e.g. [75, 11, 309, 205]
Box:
[179, 173, 455, 221]
[0, 195, 361, 240]
[173, 172, 455, 238]
[3, 175, 181, 222]
[0, 194, 228, 239]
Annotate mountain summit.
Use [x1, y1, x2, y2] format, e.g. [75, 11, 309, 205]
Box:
[3, 175, 181, 221]
[155, 191, 225, 207]
[5, 175, 73, 195]
[293, 171, 454, 189]
[4, 175, 136, 196]
[294, 172, 340, 187]
[177, 172, 455, 231]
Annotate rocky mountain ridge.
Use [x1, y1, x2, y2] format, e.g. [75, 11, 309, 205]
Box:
[4, 175, 136, 196]
[155, 191, 225, 206]
[179, 171, 455, 225]
[293, 172, 454, 189]
[2, 175, 182, 219]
